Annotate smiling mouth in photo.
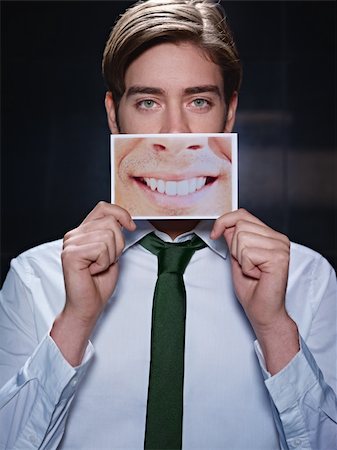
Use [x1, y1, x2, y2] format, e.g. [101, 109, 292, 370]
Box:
[136, 176, 217, 196]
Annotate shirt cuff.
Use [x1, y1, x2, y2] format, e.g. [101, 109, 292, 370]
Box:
[18, 334, 94, 404]
[254, 336, 318, 413]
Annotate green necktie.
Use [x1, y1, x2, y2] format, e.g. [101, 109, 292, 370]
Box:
[140, 232, 207, 450]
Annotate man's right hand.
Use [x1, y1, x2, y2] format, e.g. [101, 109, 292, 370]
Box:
[50, 202, 136, 366]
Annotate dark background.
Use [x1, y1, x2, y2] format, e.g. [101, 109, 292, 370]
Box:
[1, 1, 336, 284]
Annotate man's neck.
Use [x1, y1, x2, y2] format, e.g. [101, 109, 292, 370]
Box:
[150, 220, 200, 240]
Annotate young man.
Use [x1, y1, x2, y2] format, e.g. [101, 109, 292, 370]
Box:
[0, 1, 336, 449]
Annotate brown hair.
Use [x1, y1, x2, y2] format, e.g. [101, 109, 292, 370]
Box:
[102, 0, 242, 106]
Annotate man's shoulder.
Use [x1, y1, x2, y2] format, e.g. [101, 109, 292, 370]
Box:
[16, 238, 63, 260]
[12, 239, 63, 278]
[289, 241, 334, 276]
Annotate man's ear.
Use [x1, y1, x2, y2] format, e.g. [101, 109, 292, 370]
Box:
[223, 92, 238, 133]
[105, 91, 119, 134]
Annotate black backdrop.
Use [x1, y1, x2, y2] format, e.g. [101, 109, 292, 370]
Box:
[1, 1, 336, 284]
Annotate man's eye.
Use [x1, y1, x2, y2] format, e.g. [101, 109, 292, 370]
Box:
[137, 99, 156, 109]
[191, 98, 211, 109]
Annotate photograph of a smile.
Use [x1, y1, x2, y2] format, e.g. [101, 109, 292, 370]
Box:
[112, 133, 237, 218]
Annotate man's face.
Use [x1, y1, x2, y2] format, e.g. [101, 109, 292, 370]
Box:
[106, 41, 237, 218]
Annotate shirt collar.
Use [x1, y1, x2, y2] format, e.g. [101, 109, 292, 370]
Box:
[123, 220, 228, 260]
[193, 220, 228, 260]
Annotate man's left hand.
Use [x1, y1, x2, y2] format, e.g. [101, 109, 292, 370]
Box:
[211, 208, 299, 374]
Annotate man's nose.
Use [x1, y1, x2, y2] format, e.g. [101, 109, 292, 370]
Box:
[150, 136, 208, 154]
[159, 105, 191, 134]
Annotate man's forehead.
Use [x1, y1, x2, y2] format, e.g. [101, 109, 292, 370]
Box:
[122, 41, 225, 94]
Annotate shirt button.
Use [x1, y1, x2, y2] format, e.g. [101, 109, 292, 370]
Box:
[294, 438, 302, 447]
[71, 377, 78, 387]
[28, 434, 38, 445]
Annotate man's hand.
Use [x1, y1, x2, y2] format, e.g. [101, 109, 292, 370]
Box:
[51, 202, 136, 366]
[211, 208, 299, 374]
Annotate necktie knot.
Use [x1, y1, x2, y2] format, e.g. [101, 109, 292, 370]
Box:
[140, 232, 206, 276]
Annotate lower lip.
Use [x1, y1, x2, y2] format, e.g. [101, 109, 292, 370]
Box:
[132, 178, 217, 212]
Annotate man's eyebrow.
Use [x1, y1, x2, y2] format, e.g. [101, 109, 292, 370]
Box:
[125, 85, 222, 98]
[184, 85, 222, 97]
[125, 86, 165, 97]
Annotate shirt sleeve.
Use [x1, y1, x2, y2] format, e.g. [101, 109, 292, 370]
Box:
[255, 255, 337, 450]
[0, 258, 94, 450]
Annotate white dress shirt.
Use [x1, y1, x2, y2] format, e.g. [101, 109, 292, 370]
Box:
[0, 220, 336, 450]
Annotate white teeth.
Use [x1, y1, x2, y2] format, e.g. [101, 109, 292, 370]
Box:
[157, 179, 165, 194]
[196, 177, 205, 189]
[143, 177, 207, 196]
[188, 178, 197, 194]
[177, 180, 189, 196]
[166, 181, 177, 196]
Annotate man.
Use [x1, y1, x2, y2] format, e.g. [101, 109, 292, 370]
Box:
[0, 1, 336, 449]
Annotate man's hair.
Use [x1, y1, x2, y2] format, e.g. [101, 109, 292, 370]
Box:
[102, 0, 242, 106]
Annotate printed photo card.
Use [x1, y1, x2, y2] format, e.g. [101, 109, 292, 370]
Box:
[111, 133, 238, 219]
